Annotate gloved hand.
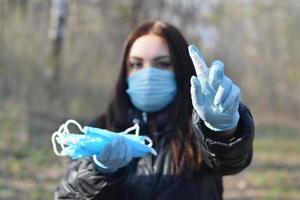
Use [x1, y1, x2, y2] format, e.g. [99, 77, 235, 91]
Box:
[189, 45, 240, 131]
[93, 137, 133, 173]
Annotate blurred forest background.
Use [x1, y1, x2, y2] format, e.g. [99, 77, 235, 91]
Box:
[0, 0, 299, 199]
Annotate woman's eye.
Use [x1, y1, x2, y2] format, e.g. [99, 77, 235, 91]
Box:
[156, 62, 171, 69]
[129, 62, 143, 69]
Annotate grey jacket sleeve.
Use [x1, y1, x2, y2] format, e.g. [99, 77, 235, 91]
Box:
[54, 158, 130, 200]
[192, 103, 254, 175]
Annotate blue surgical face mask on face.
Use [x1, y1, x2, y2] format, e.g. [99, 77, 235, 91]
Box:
[126, 67, 177, 112]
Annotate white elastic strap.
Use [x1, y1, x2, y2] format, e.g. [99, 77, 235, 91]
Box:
[124, 123, 140, 136]
[52, 131, 63, 156]
[52, 122, 68, 156]
[64, 119, 83, 132]
[144, 136, 153, 147]
[92, 155, 109, 169]
[51, 119, 83, 156]
[123, 123, 154, 148]
[123, 123, 156, 156]
[144, 136, 157, 156]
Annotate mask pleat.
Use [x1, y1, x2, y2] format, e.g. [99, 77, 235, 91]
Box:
[126, 68, 177, 112]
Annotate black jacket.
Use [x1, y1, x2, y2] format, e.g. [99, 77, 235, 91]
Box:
[54, 104, 254, 200]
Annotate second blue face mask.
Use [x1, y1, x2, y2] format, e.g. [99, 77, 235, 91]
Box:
[126, 67, 177, 112]
[52, 120, 157, 160]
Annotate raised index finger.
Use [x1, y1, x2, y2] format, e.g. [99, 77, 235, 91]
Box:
[188, 45, 209, 78]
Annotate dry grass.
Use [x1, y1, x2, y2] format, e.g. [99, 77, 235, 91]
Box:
[224, 125, 300, 200]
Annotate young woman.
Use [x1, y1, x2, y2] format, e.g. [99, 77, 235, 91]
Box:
[54, 21, 254, 200]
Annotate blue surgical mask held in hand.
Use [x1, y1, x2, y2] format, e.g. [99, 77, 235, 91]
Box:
[126, 67, 177, 112]
[52, 120, 157, 172]
[189, 45, 240, 132]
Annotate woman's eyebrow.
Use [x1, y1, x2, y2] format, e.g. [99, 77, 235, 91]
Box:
[153, 55, 171, 62]
[128, 55, 171, 61]
[128, 56, 143, 61]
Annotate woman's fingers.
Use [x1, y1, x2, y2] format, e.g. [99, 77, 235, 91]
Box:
[214, 76, 232, 107]
[208, 60, 224, 91]
[98, 143, 112, 163]
[105, 138, 124, 166]
[188, 45, 209, 77]
[99, 137, 132, 169]
[221, 84, 240, 113]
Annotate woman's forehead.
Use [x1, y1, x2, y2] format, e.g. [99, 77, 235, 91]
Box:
[129, 34, 170, 60]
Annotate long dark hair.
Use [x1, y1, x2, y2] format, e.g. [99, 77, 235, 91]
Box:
[103, 21, 201, 173]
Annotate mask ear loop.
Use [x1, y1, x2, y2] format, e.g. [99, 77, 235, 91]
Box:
[124, 123, 140, 136]
[123, 123, 157, 156]
[143, 136, 157, 156]
[52, 124, 65, 156]
[64, 119, 83, 133]
[92, 154, 109, 169]
[124, 123, 153, 147]
[52, 119, 83, 156]
[123, 123, 154, 147]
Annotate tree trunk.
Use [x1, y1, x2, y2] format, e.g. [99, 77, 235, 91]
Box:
[48, 0, 69, 82]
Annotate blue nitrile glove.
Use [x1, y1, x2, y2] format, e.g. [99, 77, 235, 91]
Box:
[189, 45, 240, 132]
[94, 137, 133, 173]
